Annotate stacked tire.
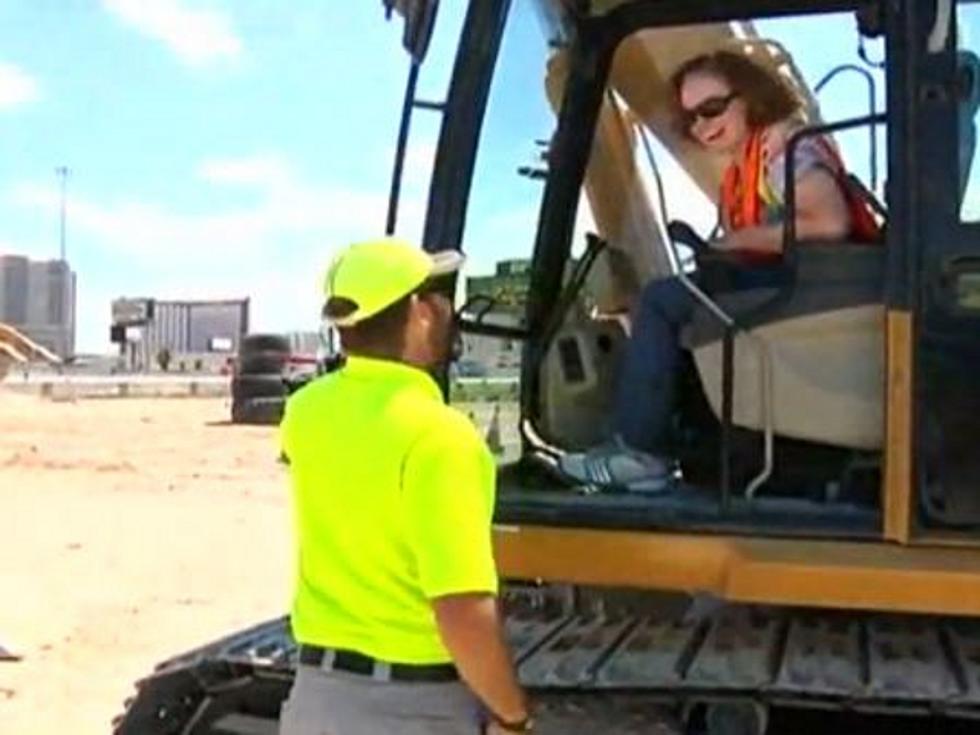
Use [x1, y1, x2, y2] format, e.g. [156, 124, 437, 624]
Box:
[231, 334, 290, 425]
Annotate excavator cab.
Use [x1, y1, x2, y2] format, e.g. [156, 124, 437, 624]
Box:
[393, 0, 980, 546]
[525, 16, 891, 525]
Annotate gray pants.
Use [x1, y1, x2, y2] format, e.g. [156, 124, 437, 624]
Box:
[279, 663, 484, 735]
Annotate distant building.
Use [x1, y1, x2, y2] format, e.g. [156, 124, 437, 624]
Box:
[0, 255, 76, 358]
[112, 297, 249, 372]
[464, 258, 531, 310]
[460, 259, 530, 377]
[457, 317, 522, 376]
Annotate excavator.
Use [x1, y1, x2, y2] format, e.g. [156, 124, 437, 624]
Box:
[115, 1, 980, 733]
[0, 322, 61, 380]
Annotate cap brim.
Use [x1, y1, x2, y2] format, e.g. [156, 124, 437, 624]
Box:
[429, 250, 464, 276]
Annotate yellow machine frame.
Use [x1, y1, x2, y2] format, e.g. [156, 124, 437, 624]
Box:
[494, 307, 980, 616]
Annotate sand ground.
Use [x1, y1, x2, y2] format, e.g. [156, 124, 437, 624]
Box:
[0, 391, 519, 735]
[0, 393, 292, 735]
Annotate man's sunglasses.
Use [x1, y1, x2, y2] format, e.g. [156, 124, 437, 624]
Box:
[682, 92, 738, 127]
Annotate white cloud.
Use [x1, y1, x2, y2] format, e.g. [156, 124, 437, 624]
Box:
[0, 62, 40, 109]
[198, 154, 292, 188]
[101, 0, 243, 67]
[10, 177, 402, 269]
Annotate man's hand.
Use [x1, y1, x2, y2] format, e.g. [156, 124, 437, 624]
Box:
[485, 721, 533, 734]
[432, 594, 529, 727]
[483, 722, 532, 735]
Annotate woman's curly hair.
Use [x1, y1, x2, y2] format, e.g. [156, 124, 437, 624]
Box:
[670, 50, 802, 140]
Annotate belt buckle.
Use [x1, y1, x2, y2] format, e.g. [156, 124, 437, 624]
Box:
[318, 648, 336, 672]
[371, 661, 393, 682]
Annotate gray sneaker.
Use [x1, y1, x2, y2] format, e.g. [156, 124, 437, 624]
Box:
[558, 437, 672, 494]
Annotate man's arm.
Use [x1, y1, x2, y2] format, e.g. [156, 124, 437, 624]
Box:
[402, 414, 530, 730]
[432, 593, 529, 728]
[716, 167, 851, 255]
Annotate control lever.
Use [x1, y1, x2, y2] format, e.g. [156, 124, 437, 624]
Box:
[666, 220, 710, 254]
[667, 219, 747, 272]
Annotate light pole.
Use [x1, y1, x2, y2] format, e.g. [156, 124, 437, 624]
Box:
[55, 166, 69, 263]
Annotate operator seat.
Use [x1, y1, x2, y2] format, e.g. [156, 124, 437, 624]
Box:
[682, 243, 887, 451]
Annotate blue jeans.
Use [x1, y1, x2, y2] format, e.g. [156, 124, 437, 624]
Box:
[615, 268, 784, 455]
[614, 277, 695, 455]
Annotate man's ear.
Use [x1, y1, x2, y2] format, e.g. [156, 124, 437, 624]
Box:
[408, 293, 432, 327]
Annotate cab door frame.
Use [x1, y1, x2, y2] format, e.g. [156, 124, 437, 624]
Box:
[889, 0, 980, 539]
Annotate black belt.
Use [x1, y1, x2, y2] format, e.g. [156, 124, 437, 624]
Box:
[298, 644, 458, 683]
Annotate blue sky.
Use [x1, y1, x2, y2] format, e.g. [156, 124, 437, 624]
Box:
[0, 2, 971, 353]
[0, 1, 465, 352]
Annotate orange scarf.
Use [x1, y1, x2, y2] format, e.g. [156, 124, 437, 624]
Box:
[721, 130, 768, 232]
[720, 129, 881, 245]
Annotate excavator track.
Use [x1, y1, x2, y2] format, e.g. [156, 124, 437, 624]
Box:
[114, 597, 980, 734]
[511, 606, 980, 718]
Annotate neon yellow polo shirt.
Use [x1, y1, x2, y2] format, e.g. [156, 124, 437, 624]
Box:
[280, 355, 498, 665]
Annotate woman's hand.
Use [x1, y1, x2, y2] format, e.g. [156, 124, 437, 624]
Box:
[711, 226, 783, 255]
[711, 230, 751, 252]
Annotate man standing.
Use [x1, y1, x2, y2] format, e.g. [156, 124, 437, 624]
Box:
[279, 238, 532, 735]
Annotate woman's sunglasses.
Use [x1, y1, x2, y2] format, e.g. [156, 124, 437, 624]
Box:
[683, 92, 738, 128]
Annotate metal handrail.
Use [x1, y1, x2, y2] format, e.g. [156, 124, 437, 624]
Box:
[673, 272, 776, 501]
[634, 121, 776, 500]
[783, 113, 888, 254]
[815, 64, 880, 191]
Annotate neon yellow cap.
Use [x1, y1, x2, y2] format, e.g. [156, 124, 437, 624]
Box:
[323, 238, 464, 326]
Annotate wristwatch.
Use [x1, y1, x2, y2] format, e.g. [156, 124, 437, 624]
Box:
[490, 712, 534, 733]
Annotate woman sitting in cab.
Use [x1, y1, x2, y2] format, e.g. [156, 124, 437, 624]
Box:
[559, 49, 880, 491]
